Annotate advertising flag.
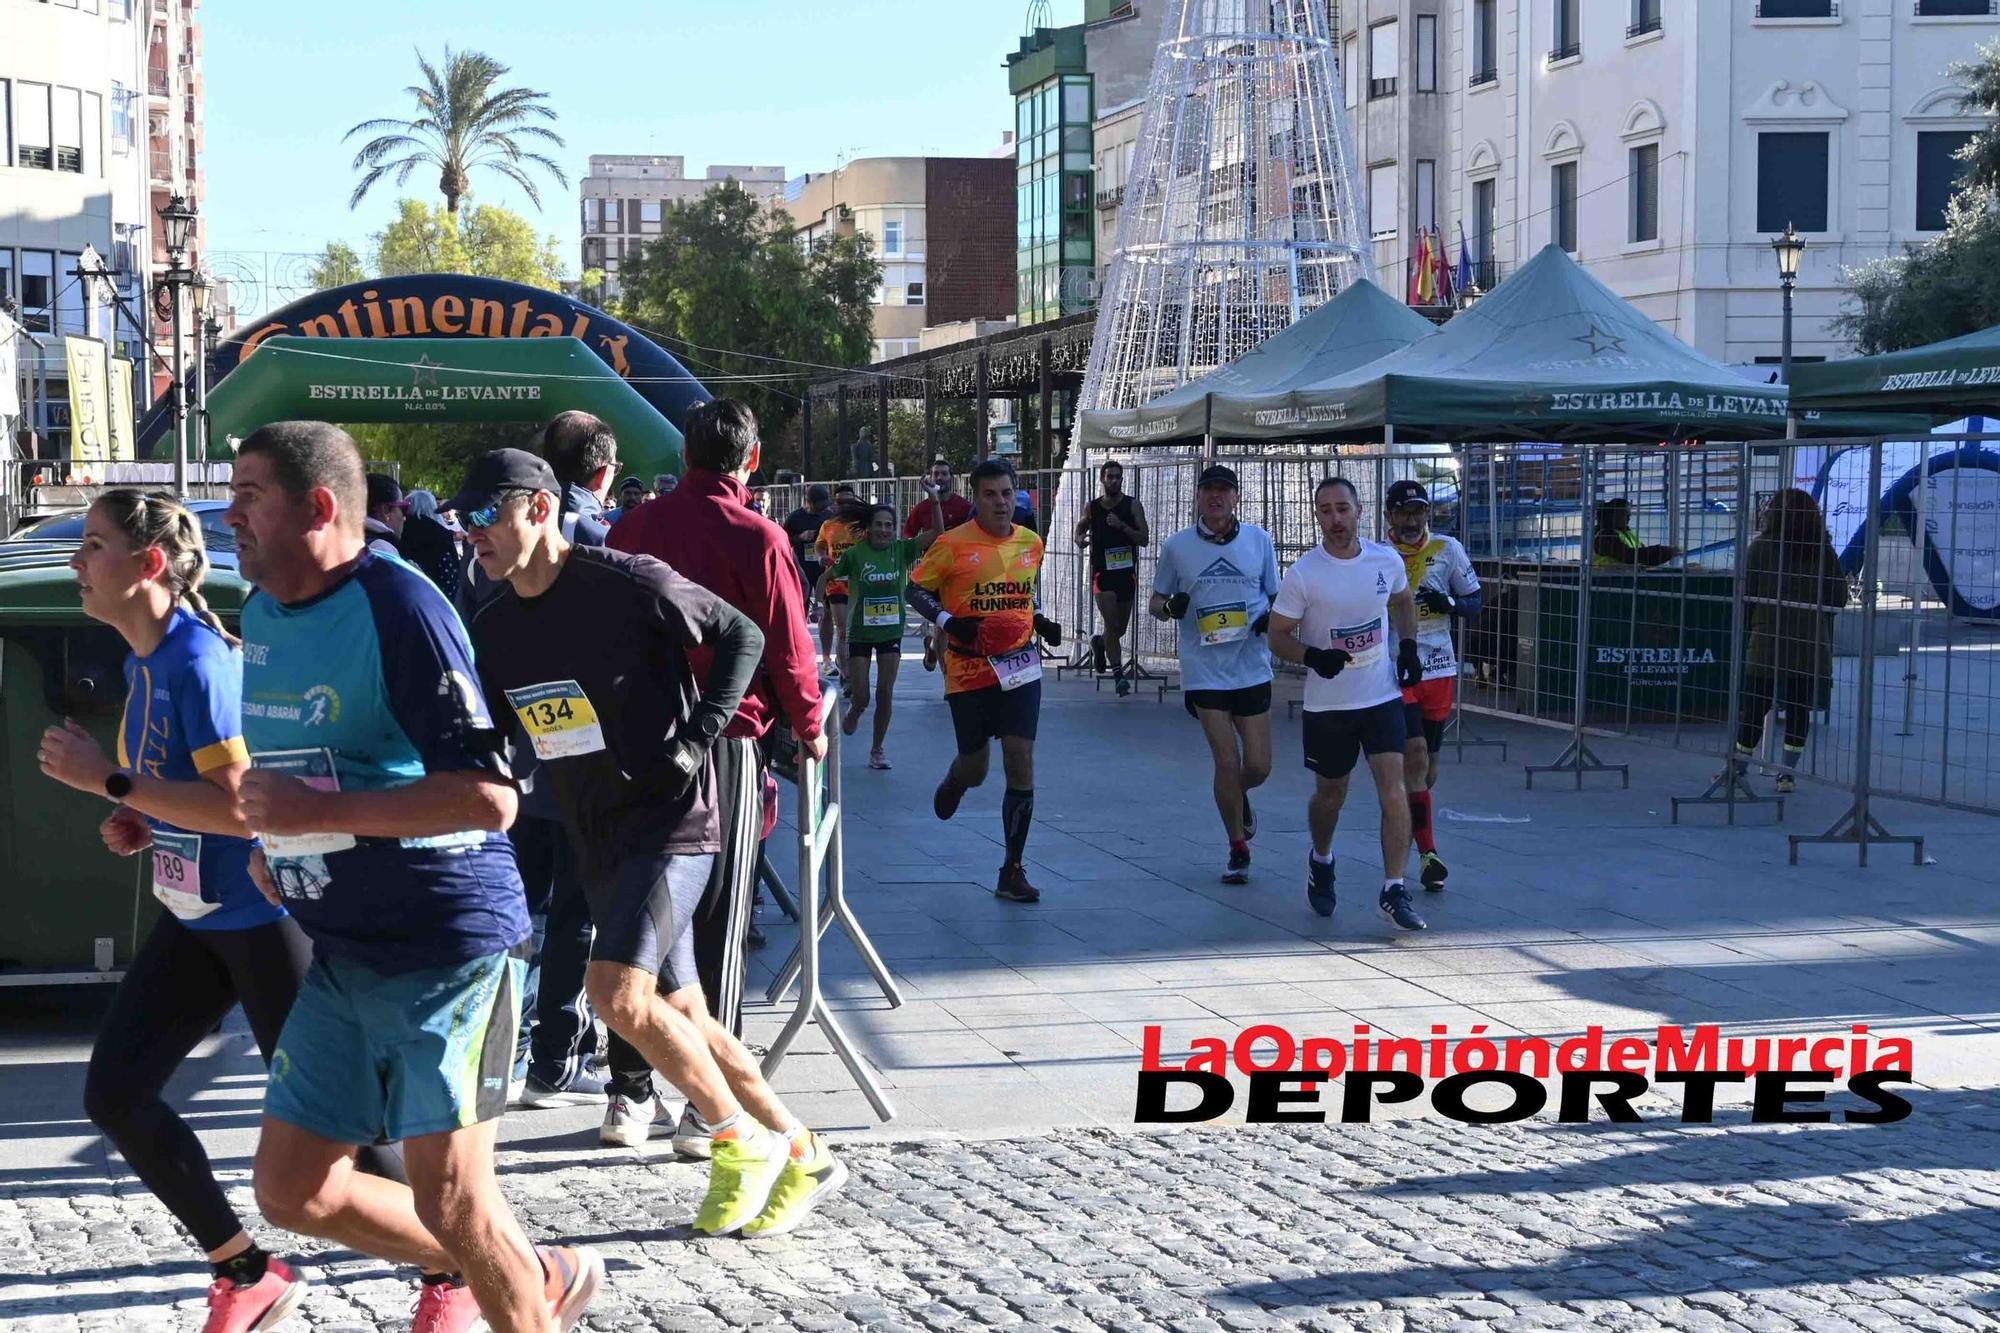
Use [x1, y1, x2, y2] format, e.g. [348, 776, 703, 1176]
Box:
[64, 335, 111, 478]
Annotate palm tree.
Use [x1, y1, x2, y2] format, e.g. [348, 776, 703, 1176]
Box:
[345, 47, 567, 214]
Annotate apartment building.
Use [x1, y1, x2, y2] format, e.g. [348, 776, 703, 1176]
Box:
[579, 155, 786, 298]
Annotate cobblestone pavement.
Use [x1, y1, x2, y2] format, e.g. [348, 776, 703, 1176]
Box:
[6, 1093, 1999, 1332]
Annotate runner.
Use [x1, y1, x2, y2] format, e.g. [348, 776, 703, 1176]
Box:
[460, 447, 846, 1239]
[907, 460, 1062, 904]
[820, 501, 946, 769]
[1149, 464, 1280, 885]
[1386, 480, 1482, 891]
[782, 485, 831, 630]
[1073, 460, 1149, 695]
[537, 409, 620, 546]
[814, 486, 870, 675]
[1267, 476, 1429, 932]
[37, 488, 400, 1333]
[904, 460, 971, 672]
[224, 422, 600, 1333]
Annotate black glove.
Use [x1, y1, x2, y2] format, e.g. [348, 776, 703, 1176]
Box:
[1416, 587, 1455, 617]
[658, 734, 710, 802]
[1034, 614, 1063, 648]
[1398, 639, 1425, 689]
[1162, 591, 1191, 620]
[1302, 646, 1351, 680]
[942, 614, 983, 647]
[1251, 610, 1270, 635]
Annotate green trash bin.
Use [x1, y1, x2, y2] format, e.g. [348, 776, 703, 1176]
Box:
[0, 545, 248, 983]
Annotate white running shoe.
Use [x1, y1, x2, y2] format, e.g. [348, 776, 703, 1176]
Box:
[600, 1093, 661, 1148]
[671, 1105, 714, 1160]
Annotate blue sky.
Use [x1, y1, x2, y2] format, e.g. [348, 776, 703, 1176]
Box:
[202, 0, 1085, 264]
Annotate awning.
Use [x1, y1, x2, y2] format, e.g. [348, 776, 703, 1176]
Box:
[1788, 323, 2000, 421]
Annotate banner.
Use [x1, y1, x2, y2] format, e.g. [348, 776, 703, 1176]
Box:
[106, 356, 135, 462]
[64, 335, 111, 478]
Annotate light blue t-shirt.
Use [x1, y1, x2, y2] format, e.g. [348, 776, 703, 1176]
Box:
[1153, 522, 1281, 692]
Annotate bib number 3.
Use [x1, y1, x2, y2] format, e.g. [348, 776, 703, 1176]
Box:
[506, 681, 607, 760]
[1196, 602, 1249, 646]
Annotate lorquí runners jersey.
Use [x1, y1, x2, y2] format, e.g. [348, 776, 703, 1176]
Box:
[1271, 540, 1408, 712]
[1152, 522, 1280, 692]
[830, 538, 921, 645]
[239, 551, 528, 976]
[118, 606, 277, 932]
[1393, 533, 1480, 682]
[909, 521, 1044, 694]
[817, 520, 862, 597]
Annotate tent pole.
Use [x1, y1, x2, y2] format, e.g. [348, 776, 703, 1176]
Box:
[1384, 422, 1396, 457]
[1202, 396, 1215, 470]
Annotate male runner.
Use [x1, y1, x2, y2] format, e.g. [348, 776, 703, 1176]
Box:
[1073, 459, 1149, 695]
[783, 485, 831, 619]
[1386, 480, 1482, 891]
[1150, 464, 1280, 884]
[1267, 477, 1428, 932]
[225, 421, 599, 1333]
[908, 460, 1061, 904]
[537, 410, 619, 546]
[460, 447, 845, 1240]
[905, 459, 971, 672]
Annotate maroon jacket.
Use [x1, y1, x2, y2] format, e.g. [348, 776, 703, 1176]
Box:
[609, 468, 823, 743]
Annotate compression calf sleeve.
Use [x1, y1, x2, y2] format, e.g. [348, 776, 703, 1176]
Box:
[1409, 789, 1435, 855]
[1002, 787, 1034, 866]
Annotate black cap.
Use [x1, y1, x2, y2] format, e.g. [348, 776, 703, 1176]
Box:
[365, 472, 404, 512]
[1196, 464, 1239, 490]
[1386, 479, 1430, 509]
[444, 448, 559, 515]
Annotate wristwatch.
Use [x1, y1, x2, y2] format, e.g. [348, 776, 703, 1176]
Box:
[104, 771, 134, 802]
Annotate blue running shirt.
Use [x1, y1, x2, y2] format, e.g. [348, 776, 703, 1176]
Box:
[1152, 523, 1282, 693]
[239, 552, 528, 974]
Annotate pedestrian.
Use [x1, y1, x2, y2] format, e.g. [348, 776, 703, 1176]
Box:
[655, 473, 679, 498]
[363, 472, 405, 556]
[1726, 488, 1849, 793]
[1075, 459, 1150, 695]
[1592, 497, 1678, 569]
[612, 476, 647, 522]
[783, 485, 832, 627]
[1267, 477, 1428, 931]
[537, 410, 619, 546]
[821, 501, 946, 769]
[225, 421, 600, 1333]
[904, 460, 972, 672]
[608, 397, 826, 1157]
[397, 489, 464, 602]
[814, 486, 870, 675]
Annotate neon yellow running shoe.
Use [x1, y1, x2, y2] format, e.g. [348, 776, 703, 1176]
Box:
[692, 1130, 788, 1236]
[742, 1133, 849, 1239]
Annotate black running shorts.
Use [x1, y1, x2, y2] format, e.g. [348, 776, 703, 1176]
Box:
[583, 851, 716, 990]
[1184, 680, 1273, 720]
[947, 681, 1042, 754]
[1093, 569, 1137, 603]
[1301, 699, 1408, 779]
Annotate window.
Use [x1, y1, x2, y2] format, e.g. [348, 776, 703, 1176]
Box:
[53, 87, 82, 173]
[17, 82, 52, 170]
[83, 92, 101, 175]
[1916, 131, 1976, 231]
[111, 81, 133, 151]
[1473, 178, 1497, 276]
[883, 219, 903, 255]
[1369, 21, 1399, 98]
[1415, 159, 1436, 233]
[1756, 0, 1835, 13]
[1416, 15, 1438, 92]
[583, 198, 601, 233]
[1629, 144, 1659, 241]
[640, 200, 661, 226]
[1757, 132, 1829, 232]
[1629, 0, 1662, 34]
[1916, 0, 1991, 14]
[1473, 0, 1499, 83]
[907, 281, 925, 306]
[1551, 0, 1581, 59]
[1369, 163, 1399, 239]
[1344, 37, 1359, 107]
[1552, 162, 1578, 252]
[21, 251, 55, 334]
[0, 251, 13, 310]
[59, 254, 86, 334]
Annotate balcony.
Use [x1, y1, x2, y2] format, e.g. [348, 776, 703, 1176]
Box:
[147, 67, 171, 98]
[1626, 15, 1663, 36]
[148, 147, 174, 185]
[1914, 0, 1994, 13]
[1469, 67, 1498, 88]
[1095, 183, 1126, 211]
[1547, 42, 1581, 62]
[1369, 77, 1398, 99]
[1756, 0, 1837, 13]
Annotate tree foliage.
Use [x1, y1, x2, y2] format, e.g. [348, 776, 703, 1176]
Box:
[305, 242, 366, 291]
[346, 420, 526, 497]
[306, 200, 566, 291]
[345, 47, 566, 214]
[1952, 38, 2000, 198]
[613, 181, 881, 473]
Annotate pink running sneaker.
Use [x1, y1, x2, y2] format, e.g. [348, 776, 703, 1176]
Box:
[539, 1244, 605, 1331]
[201, 1256, 307, 1333]
[409, 1274, 482, 1333]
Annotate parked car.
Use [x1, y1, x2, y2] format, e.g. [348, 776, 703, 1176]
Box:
[7, 499, 236, 554]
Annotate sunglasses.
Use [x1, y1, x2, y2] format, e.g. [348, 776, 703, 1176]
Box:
[463, 490, 534, 530]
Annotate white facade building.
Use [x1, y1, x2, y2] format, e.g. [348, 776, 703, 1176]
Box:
[580, 156, 787, 298]
[1338, 0, 1992, 366]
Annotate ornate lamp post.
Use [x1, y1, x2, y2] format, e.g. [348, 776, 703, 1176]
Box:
[158, 193, 196, 495]
[1770, 221, 1807, 385]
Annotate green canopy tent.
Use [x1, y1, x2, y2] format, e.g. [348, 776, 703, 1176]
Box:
[1788, 322, 2000, 421]
[196, 335, 685, 475]
[1076, 278, 1438, 446]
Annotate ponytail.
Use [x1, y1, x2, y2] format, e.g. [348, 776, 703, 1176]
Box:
[92, 489, 239, 648]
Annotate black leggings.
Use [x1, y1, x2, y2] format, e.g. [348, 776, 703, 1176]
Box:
[1735, 671, 1815, 755]
[83, 913, 406, 1253]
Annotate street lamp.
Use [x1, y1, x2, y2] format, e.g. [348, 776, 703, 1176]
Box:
[157, 193, 196, 495]
[1770, 221, 1807, 386]
[190, 270, 212, 467]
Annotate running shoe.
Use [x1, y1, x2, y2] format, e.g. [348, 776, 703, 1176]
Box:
[841, 702, 863, 736]
[537, 1244, 604, 1332]
[746, 922, 768, 950]
[203, 1256, 307, 1333]
[1379, 883, 1428, 932]
[1091, 633, 1106, 673]
[1306, 855, 1336, 917]
[996, 864, 1041, 904]
[693, 1129, 789, 1236]
[518, 1070, 608, 1109]
[933, 773, 966, 821]
[742, 1133, 849, 1239]
[1222, 847, 1251, 885]
[409, 1273, 480, 1333]
[1241, 795, 1256, 841]
[1114, 670, 1132, 698]
[869, 747, 891, 770]
[1775, 772, 1796, 794]
[671, 1105, 713, 1161]
[600, 1093, 661, 1148]
[1419, 850, 1449, 892]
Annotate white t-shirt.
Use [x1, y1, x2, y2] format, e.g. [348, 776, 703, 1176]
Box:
[1272, 539, 1408, 713]
[1394, 533, 1480, 682]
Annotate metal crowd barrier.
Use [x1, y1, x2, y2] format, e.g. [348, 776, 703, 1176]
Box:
[759, 688, 899, 1123]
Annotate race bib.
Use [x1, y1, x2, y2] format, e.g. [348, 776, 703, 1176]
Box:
[1196, 601, 1249, 646]
[862, 595, 901, 628]
[253, 748, 357, 860]
[151, 829, 215, 920]
[506, 680, 607, 761]
[1331, 617, 1385, 669]
[1104, 546, 1135, 571]
[989, 646, 1043, 691]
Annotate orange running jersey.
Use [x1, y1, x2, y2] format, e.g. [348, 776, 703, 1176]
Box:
[909, 521, 1045, 693]
[817, 520, 862, 597]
